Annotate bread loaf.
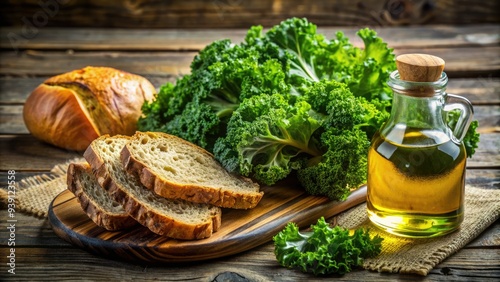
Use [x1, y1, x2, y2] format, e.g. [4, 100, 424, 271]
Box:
[67, 162, 137, 231]
[23, 67, 156, 151]
[121, 132, 263, 209]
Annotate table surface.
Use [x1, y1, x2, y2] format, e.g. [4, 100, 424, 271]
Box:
[0, 24, 499, 281]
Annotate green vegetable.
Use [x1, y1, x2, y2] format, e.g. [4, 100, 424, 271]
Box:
[214, 93, 321, 185]
[138, 17, 480, 199]
[139, 40, 289, 151]
[297, 127, 371, 200]
[446, 110, 480, 157]
[273, 217, 383, 276]
[244, 19, 396, 100]
[213, 80, 383, 198]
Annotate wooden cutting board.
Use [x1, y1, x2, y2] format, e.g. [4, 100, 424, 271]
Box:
[48, 183, 367, 263]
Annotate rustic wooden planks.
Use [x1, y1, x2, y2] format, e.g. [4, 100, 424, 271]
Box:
[0, 135, 80, 171]
[0, 48, 498, 78]
[5, 246, 499, 281]
[0, 22, 498, 280]
[48, 184, 367, 262]
[0, 50, 195, 77]
[1, 25, 499, 51]
[1, 0, 499, 28]
[1, 170, 498, 280]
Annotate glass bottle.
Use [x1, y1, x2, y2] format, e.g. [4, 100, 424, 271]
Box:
[367, 54, 474, 238]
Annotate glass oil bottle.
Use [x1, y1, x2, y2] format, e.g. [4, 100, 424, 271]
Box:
[367, 54, 474, 238]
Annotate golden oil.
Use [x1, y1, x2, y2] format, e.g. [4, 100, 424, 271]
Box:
[367, 54, 474, 238]
[367, 129, 466, 238]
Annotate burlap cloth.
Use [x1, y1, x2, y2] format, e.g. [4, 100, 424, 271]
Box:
[334, 188, 500, 275]
[0, 159, 498, 276]
[0, 158, 84, 218]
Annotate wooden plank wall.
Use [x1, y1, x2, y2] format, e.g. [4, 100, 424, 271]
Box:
[1, 0, 499, 29]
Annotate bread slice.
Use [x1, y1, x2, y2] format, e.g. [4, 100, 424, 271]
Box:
[120, 131, 263, 209]
[66, 162, 137, 231]
[83, 134, 221, 240]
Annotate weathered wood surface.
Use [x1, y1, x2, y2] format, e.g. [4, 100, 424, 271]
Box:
[1, 48, 499, 79]
[2, 25, 499, 51]
[48, 186, 366, 262]
[1, 0, 499, 28]
[1, 170, 499, 281]
[1, 25, 499, 82]
[0, 23, 499, 281]
[0, 242, 497, 281]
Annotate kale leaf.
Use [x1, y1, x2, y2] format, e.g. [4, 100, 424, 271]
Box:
[273, 217, 383, 275]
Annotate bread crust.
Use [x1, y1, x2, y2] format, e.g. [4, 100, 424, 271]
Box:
[23, 66, 156, 151]
[84, 136, 222, 240]
[66, 162, 137, 231]
[120, 132, 264, 209]
[23, 85, 100, 151]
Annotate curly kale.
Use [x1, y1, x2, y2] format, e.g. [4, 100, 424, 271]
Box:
[446, 110, 480, 157]
[273, 217, 383, 276]
[139, 40, 289, 151]
[139, 17, 480, 200]
[244, 18, 395, 102]
[297, 128, 371, 201]
[214, 80, 381, 197]
[214, 94, 321, 185]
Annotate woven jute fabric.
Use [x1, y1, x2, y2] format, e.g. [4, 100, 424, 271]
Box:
[334, 185, 500, 276]
[0, 158, 85, 218]
[0, 160, 498, 276]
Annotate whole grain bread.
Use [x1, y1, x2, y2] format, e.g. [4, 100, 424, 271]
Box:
[120, 131, 263, 209]
[84, 134, 222, 240]
[66, 162, 137, 231]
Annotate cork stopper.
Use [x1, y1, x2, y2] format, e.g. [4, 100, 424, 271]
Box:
[395, 54, 445, 97]
[396, 54, 445, 82]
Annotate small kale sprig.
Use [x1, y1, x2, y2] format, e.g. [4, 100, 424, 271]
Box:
[273, 217, 383, 276]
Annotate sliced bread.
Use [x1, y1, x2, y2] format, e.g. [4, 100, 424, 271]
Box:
[120, 131, 263, 209]
[83, 134, 222, 240]
[66, 162, 137, 231]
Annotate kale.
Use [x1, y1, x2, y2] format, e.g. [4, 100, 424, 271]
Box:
[138, 17, 480, 200]
[273, 217, 383, 275]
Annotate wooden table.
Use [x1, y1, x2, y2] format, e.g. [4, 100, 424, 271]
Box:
[0, 24, 499, 281]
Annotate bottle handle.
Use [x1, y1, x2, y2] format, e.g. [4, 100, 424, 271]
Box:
[444, 94, 474, 143]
